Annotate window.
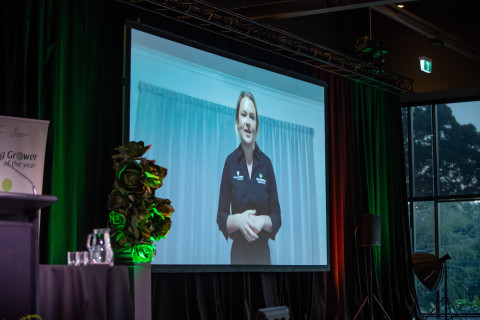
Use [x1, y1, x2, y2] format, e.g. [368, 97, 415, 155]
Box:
[402, 100, 480, 315]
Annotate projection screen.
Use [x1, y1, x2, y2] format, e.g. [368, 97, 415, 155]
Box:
[126, 22, 329, 271]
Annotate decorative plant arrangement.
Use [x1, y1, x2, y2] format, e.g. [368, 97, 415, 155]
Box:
[107, 141, 174, 263]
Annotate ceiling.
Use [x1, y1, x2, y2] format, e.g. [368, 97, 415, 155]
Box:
[203, 0, 480, 95]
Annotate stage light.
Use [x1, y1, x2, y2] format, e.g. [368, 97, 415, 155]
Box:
[355, 36, 389, 58]
[419, 56, 432, 73]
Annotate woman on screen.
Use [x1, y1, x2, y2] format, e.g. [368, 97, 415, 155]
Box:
[217, 91, 281, 265]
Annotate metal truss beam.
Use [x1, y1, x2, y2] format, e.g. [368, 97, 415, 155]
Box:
[118, 0, 414, 94]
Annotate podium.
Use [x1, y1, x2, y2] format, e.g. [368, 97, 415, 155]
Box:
[0, 192, 57, 319]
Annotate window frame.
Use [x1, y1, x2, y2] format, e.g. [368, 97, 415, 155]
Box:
[402, 92, 480, 316]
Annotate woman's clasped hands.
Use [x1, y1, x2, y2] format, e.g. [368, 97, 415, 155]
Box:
[235, 210, 266, 242]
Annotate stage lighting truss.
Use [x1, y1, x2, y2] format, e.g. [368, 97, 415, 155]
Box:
[117, 0, 414, 94]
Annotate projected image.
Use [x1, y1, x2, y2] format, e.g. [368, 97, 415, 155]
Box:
[217, 91, 282, 265]
[128, 26, 328, 269]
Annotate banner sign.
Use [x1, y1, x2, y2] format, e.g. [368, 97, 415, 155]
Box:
[0, 116, 50, 194]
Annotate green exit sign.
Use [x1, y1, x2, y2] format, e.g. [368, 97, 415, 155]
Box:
[419, 56, 432, 73]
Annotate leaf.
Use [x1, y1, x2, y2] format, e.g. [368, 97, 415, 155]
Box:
[115, 141, 149, 157]
[145, 171, 159, 180]
[151, 207, 165, 220]
[130, 213, 139, 239]
[117, 163, 127, 179]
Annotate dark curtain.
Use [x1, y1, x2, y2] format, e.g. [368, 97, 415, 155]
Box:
[152, 272, 327, 319]
[354, 83, 421, 319]
[325, 74, 367, 319]
[3, 1, 421, 319]
[3, 0, 124, 264]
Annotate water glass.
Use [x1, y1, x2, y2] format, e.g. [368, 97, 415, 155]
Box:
[67, 251, 76, 266]
[67, 251, 89, 266]
[78, 251, 90, 266]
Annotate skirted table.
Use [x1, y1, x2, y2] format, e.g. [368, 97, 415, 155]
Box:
[39, 264, 134, 320]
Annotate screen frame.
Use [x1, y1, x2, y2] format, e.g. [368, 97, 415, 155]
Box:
[124, 20, 331, 272]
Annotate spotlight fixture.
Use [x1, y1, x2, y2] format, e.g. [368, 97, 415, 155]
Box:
[419, 56, 432, 73]
[396, 4, 405, 8]
[355, 9, 389, 67]
[355, 36, 389, 59]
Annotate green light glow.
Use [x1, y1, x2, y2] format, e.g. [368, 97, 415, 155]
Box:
[117, 164, 127, 179]
[132, 243, 155, 263]
[151, 207, 165, 220]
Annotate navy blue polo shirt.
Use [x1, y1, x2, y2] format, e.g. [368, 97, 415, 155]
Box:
[217, 144, 281, 243]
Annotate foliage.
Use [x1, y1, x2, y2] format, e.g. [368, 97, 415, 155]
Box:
[107, 141, 174, 263]
[403, 104, 480, 314]
[405, 104, 480, 197]
[413, 201, 480, 313]
[454, 295, 480, 313]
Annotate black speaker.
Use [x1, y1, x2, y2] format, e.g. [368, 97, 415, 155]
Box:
[255, 306, 290, 320]
[360, 214, 381, 246]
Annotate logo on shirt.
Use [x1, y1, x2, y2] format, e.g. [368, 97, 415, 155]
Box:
[233, 171, 244, 181]
[256, 173, 266, 185]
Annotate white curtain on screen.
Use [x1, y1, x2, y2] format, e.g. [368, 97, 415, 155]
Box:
[132, 82, 320, 265]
